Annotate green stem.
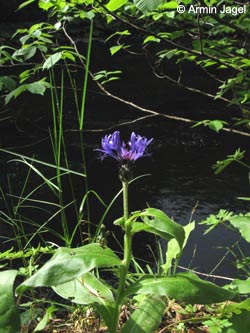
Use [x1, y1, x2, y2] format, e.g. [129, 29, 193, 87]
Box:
[122, 181, 129, 221]
[111, 181, 132, 333]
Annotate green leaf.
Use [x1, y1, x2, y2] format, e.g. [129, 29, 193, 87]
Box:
[18, 0, 36, 10]
[27, 82, 47, 95]
[221, 310, 250, 333]
[228, 215, 250, 243]
[0, 270, 20, 333]
[34, 305, 57, 332]
[16, 244, 121, 294]
[63, 51, 75, 62]
[140, 208, 185, 250]
[230, 278, 250, 294]
[237, 197, 250, 201]
[0, 76, 16, 91]
[5, 85, 28, 104]
[224, 299, 250, 315]
[38, 0, 54, 11]
[109, 45, 124, 55]
[43, 52, 63, 70]
[5, 80, 49, 103]
[95, 303, 115, 333]
[105, 30, 131, 42]
[125, 272, 235, 304]
[212, 149, 245, 175]
[208, 120, 224, 132]
[134, 0, 163, 13]
[143, 36, 160, 44]
[160, 1, 178, 9]
[53, 272, 114, 304]
[122, 295, 165, 333]
[163, 221, 195, 273]
[106, 0, 128, 11]
[13, 46, 37, 60]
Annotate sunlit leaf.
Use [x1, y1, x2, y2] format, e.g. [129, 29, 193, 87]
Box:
[229, 279, 250, 295]
[106, 0, 128, 11]
[53, 272, 114, 304]
[43, 52, 63, 70]
[18, 0, 36, 10]
[125, 272, 235, 304]
[140, 208, 185, 250]
[163, 221, 195, 273]
[208, 120, 224, 132]
[27, 82, 47, 95]
[143, 36, 160, 44]
[38, 0, 55, 11]
[228, 214, 250, 243]
[17, 244, 121, 294]
[134, 0, 163, 13]
[109, 45, 124, 55]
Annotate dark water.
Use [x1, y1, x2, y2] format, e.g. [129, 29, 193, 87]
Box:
[150, 134, 249, 280]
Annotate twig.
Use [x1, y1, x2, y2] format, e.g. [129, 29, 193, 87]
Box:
[177, 265, 235, 281]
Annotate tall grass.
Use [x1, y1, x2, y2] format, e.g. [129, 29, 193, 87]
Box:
[0, 19, 102, 259]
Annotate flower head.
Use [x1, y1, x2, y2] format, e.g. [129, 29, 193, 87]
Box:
[97, 131, 153, 162]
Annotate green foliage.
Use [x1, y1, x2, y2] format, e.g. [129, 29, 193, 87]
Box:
[16, 244, 121, 293]
[200, 209, 234, 234]
[106, 0, 128, 11]
[1, 1, 250, 332]
[0, 270, 20, 333]
[221, 310, 250, 333]
[0, 76, 16, 91]
[229, 279, 250, 295]
[200, 209, 250, 243]
[5, 79, 50, 104]
[228, 214, 250, 243]
[53, 272, 114, 305]
[140, 208, 185, 249]
[163, 221, 195, 274]
[93, 70, 122, 85]
[192, 120, 228, 133]
[134, 0, 164, 13]
[212, 149, 246, 175]
[121, 295, 166, 333]
[124, 272, 235, 304]
[33, 305, 57, 332]
[204, 317, 232, 333]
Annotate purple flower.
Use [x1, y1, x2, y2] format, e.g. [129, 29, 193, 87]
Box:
[97, 131, 153, 162]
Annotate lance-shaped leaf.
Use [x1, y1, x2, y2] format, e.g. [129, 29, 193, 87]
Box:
[17, 244, 121, 294]
[43, 52, 62, 70]
[0, 270, 20, 333]
[140, 208, 185, 250]
[163, 221, 195, 273]
[53, 272, 114, 305]
[125, 272, 235, 304]
[121, 295, 165, 333]
[53, 272, 115, 333]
